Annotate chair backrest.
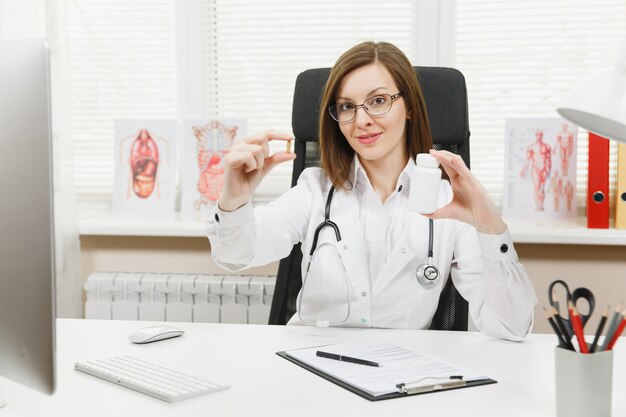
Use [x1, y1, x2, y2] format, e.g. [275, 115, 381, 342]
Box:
[268, 67, 470, 330]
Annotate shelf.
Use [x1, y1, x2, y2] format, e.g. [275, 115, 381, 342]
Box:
[506, 217, 626, 246]
[78, 209, 626, 245]
[78, 210, 207, 237]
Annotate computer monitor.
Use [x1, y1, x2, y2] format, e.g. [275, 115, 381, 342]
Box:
[0, 38, 56, 407]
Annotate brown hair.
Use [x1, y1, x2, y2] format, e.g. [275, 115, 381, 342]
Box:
[319, 41, 434, 190]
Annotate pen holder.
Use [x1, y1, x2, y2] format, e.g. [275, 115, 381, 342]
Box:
[555, 347, 613, 417]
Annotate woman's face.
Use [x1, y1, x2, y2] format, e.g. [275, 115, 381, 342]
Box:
[335, 62, 409, 166]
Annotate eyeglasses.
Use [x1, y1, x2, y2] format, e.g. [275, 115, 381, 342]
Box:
[328, 92, 403, 123]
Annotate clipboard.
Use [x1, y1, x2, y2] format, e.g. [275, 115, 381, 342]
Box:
[276, 343, 497, 401]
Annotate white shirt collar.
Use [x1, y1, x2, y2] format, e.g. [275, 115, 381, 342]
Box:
[347, 155, 414, 193]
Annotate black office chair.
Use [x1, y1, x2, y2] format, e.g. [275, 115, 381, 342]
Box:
[268, 67, 470, 331]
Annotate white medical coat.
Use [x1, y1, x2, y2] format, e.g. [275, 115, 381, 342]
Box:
[207, 159, 537, 341]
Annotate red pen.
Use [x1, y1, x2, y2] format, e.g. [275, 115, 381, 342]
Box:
[606, 314, 626, 351]
[569, 301, 588, 353]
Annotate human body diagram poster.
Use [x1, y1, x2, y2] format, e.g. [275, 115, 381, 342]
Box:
[503, 118, 577, 218]
[181, 119, 247, 221]
[113, 120, 177, 213]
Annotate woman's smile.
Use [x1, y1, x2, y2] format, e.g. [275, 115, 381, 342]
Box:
[356, 132, 381, 145]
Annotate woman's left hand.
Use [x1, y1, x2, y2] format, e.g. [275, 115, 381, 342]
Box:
[426, 149, 507, 235]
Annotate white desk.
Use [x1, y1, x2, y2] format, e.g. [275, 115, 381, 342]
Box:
[1, 319, 624, 416]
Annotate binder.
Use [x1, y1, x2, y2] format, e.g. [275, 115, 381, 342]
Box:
[587, 132, 610, 228]
[615, 143, 626, 229]
[277, 342, 496, 401]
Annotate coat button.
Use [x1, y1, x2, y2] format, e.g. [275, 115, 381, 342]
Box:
[214, 213, 220, 223]
[361, 291, 367, 297]
[401, 248, 406, 254]
[500, 243, 508, 253]
[343, 244, 348, 250]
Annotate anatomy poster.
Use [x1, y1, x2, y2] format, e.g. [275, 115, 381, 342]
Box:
[181, 119, 247, 221]
[112, 120, 177, 213]
[503, 118, 577, 219]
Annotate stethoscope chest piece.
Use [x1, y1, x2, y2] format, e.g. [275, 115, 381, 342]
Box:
[416, 262, 439, 286]
[415, 218, 439, 286]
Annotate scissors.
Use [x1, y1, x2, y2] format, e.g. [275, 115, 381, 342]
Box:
[548, 279, 595, 339]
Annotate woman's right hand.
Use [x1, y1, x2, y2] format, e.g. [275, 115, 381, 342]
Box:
[218, 130, 295, 212]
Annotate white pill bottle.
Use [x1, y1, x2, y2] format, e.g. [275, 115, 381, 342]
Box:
[408, 153, 442, 214]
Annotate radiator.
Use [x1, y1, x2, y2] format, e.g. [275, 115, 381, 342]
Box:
[84, 272, 276, 325]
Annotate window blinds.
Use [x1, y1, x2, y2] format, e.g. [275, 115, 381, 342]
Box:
[9, 1, 624, 214]
[27, 0, 422, 207]
[49, 0, 177, 205]
[453, 0, 626, 209]
[0, 0, 46, 38]
[200, 0, 421, 202]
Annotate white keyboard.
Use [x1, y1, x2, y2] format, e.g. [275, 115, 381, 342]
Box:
[75, 356, 229, 403]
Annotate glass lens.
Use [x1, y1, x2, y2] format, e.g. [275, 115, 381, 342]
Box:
[365, 94, 392, 115]
[298, 242, 350, 326]
[329, 102, 356, 122]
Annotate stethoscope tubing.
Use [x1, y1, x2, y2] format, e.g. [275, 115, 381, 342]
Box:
[308, 186, 439, 284]
[309, 186, 341, 257]
[300, 185, 440, 326]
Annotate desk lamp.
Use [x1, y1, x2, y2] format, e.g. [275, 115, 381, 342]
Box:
[556, 46, 626, 142]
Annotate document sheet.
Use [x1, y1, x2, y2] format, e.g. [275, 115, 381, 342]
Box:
[284, 342, 485, 397]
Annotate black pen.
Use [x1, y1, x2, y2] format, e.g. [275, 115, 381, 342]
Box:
[316, 351, 381, 367]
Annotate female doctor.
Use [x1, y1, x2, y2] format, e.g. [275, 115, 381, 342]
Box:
[207, 41, 536, 341]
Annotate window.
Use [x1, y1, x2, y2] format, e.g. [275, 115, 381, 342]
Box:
[453, 0, 626, 209]
[51, 0, 178, 210]
[43, 0, 426, 209]
[0, 0, 46, 38]
[198, 0, 422, 202]
[7, 1, 623, 216]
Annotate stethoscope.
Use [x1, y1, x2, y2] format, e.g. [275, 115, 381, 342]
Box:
[307, 186, 440, 287]
[416, 218, 439, 285]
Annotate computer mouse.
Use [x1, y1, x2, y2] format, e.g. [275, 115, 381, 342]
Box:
[128, 325, 185, 344]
